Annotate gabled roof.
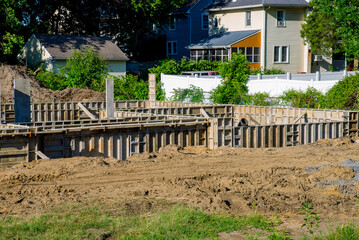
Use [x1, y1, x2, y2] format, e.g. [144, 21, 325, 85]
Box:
[172, 0, 200, 15]
[208, 0, 308, 11]
[34, 34, 129, 61]
[188, 30, 260, 49]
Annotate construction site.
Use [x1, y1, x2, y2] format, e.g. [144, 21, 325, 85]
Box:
[1, 65, 359, 238]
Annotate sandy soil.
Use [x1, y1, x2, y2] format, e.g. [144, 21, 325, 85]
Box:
[1, 137, 359, 237]
[0, 65, 105, 102]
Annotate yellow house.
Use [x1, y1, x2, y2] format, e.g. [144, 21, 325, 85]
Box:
[188, 0, 312, 73]
[18, 34, 128, 76]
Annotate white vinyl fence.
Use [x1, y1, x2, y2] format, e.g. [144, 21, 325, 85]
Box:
[162, 71, 359, 100]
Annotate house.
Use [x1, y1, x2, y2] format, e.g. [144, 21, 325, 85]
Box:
[188, 0, 315, 73]
[165, 0, 215, 61]
[18, 34, 129, 76]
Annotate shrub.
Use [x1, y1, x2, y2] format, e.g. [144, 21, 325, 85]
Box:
[60, 47, 109, 90]
[323, 73, 359, 110]
[251, 67, 285, 75]
[244, 92, 280, 106]
[171, 85, 204, 103]
[36, 69, 66, 91]
[279, 87, 324, 108]
[113, 74, 149, 100]
[210, 53, 250, 104]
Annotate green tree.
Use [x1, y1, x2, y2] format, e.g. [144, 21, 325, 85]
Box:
[301, 0, 359, 58]
[210, 53, 250, 104]
[0, 0, 25, 63]
[60, 47, 109, 90]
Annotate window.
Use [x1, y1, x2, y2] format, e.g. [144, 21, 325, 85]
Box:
[212, 17, 219, 29]
[245, 11, 251, 26]
[167, 41, 177, 55]
[202, 13, 209, 30]
[274, 46, 289, 63]
[190, 48, 229, 62]
[231, 47, 260, 63]
[276, 10, 286, 26]
[169, 16, 176, 30]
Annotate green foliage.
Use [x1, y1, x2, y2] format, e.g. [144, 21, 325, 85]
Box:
[149, 57, 221, 80]
[149, 57, 221, 100]
[251, 67, 285, 75]
[301, 0, 359, 58]
[210, 52, 250, 104]
[59, 47, 108, 90]
[318, 222, 359, 240]
[322, 73, 359, 110]
[0, 204, 284, 239]
[114, 74, 149, 100]
[36, 69, 66, 91]
[245, 92, 280, 106]
[298, 203, 320, 235]
[279, 87, 324, 109]
[0, 0, 25, 63]
[171, 85, 204, 103]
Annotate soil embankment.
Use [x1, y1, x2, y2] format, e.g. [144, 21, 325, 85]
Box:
[0, 65, 105, 102]
[0, 137, 359, 236]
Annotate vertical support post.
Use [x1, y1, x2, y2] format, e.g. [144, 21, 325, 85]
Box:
[287, 72, 291, 80]
[149, 73, 156, 108]
[106, 78, 114, 118]
[257, 73, 262, 80]
[14, 78, 31, 123]
[315, 71, 320, 81]
[343, 70, 348, 77]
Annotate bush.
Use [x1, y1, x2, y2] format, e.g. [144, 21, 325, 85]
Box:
[322, 73, 359, 110]
[36, 69, 66, 91]
[251, 67, 285, 75]
[171, 85, 204, 103]
[113, 74, 148, 100]
[244, 92, 280, 106]
[279, 87, 324, 108]
[210, 53, 250, 104]
[60, 47, 109, 90]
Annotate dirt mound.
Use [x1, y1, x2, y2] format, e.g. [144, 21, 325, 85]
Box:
[1, 138, 359, 229]
[0, 65, 105, 103]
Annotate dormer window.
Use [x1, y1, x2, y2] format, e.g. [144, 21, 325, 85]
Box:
[276, 10, 286, 26]
[169, 16, 176, 30]
[245, 11, 251, 26]
[212, 17, 218, 29]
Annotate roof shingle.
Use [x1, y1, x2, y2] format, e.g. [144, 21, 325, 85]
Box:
[34, 34, 128, 61]
[188, 30, 260, 48]
[208, 0, 308, 10]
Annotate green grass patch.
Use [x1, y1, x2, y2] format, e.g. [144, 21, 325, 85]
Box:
[0, 203, 287, 240]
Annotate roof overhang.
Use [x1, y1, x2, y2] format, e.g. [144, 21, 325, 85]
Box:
[209, 4, 308, 12]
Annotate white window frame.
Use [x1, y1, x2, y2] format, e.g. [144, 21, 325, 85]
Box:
[232, 47, 260, 63]
[245, 11, 251, 26]
[201, 13, 209, 30]
[169, 16, 176, 30]
[273, 45, 289, 63]
[276, 10, 286, 27]
[167, 41, 177, 55]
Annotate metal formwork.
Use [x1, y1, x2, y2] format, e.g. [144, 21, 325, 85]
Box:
[0, 100, 358, 168]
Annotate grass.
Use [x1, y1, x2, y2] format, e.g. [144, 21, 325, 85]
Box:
[0, 203, 288, 240]
[1, 202, 358, 239]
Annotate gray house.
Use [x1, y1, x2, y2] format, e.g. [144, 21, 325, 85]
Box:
[18, 34, 128, 76]
[165, 0, 215, 60]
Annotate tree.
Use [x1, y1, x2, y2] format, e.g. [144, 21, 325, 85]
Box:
[301, 0, 359, 58]
[210, 53, 251, 104]
[60, 47, 109, 90]
[21, 0, 187, 60]
[0, 0, 25, 63]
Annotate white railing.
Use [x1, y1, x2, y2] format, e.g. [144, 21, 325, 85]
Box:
[161, 71, 358, 100]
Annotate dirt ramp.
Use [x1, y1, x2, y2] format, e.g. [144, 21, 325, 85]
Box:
[0, 65, 105, 103]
